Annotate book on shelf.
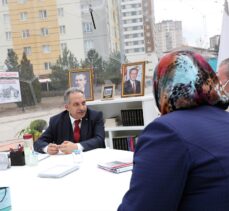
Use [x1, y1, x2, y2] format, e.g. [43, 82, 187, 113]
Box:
[112, 136, 138, 152]
[97, 161, 133, 173]
[105, 118, 117, 127]
[105, 116, 121, 127]
[121, 109, 144, 126]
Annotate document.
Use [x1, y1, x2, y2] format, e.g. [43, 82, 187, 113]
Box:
[38, 164, 79, 178]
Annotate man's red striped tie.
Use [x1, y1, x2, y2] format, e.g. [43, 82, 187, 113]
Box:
[74, 120, 80, 142]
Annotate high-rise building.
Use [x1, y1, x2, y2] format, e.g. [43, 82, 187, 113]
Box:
[155, 20, 183, 56]
[0, 0, 64, 76]
[209, 35, 220, 51]
[119, 0, 157, 72]
[80, 0, 120, 60]
[0, 0, 120, 77]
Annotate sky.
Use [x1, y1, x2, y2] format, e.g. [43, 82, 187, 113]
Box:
[154, 0, 225, 47]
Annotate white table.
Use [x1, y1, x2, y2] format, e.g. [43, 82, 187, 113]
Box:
[0, 149, 133, 211]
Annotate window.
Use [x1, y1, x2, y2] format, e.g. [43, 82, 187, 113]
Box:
[24, 47, 31, 55]
[5, 32, 11, 40]
[39, 10, 47, 19]
[18, 0, 27, 3]
[3, 14, 10, 24]
[146, 32, 151, 37]
[20, 12, 28, 21]
[59, 25, 66, 34]
[58, 8, 64, 17]
[42, 45, 50, 53]
[21, 29, 30, 38]
[40, 28, 48, 36]
[44, 62, 52, 70]
[61, 43, 67, 51]
[85, 40, 94, 52]
[7, 48, 13, 53]
[2, 0, 7, 6]
[83, 22, 93, 33]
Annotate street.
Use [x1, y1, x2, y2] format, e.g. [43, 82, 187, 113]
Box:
[0, 107, 63, 142]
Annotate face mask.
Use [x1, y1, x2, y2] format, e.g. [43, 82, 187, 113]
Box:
[222, 79, 229, 97]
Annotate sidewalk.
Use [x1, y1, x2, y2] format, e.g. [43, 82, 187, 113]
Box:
[0, 96, 64, 143]
[0, 96, 63, 116]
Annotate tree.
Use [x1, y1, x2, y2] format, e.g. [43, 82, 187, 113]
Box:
[18, 52, 41, 107]
[103, 51, 123, 85]
[5, 50, 20, 72]
[81, 49, 104, 84]
[20, 52, 35, 80]
[50, 48, 79, 90]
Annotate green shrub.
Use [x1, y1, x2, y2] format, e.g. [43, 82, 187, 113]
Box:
[30, 119, 47, 132]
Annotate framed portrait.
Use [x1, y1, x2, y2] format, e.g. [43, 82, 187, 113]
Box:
[101, 84, 115, 100]
[121, 61, 145, 98]
[68, 68, 94, 101]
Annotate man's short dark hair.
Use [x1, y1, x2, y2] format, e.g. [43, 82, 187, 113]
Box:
[75, 73, 87, 80]
[64, 87, 84, 104]
[129, 67, 139, 75]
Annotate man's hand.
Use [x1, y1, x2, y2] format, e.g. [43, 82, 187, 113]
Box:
[47, 143, 59, 155]
[58, 141, 78, 154]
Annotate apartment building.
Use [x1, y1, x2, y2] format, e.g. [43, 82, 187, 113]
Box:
[80, 0, 120, 60]
[0, 0, 62, 76]
[155, 20, 183, 57]
[0, 0, 120, 77]
[119, 0, 157, 68]
[0, 0, 13, 71]
[209, 34, 220, 51]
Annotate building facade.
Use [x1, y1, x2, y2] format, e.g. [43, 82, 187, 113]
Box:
[155, 20, 183, 57]
[0, 0, 120, 77]
[119, 0, 158, 73]
[0, 0, 62, 76]
[80, 0, 120, 60]
[0, 1, 13, 71]
[209, 34, 220, 51]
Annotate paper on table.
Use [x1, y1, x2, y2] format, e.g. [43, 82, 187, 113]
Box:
[38, 164, 79, 178]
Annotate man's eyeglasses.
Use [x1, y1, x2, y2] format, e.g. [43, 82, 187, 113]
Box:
[221, 79, 229, 97]
[222, 79, 229, 90]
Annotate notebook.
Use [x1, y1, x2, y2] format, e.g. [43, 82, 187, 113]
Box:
[38, 164, 79, 178]
[97, 161, 133, 174]
[37, 153, 50, 161]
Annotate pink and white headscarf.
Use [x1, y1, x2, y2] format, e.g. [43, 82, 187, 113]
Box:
[153, 50, 228, 115]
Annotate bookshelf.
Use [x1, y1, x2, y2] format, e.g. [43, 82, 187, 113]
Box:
[87, 94, 160, 149]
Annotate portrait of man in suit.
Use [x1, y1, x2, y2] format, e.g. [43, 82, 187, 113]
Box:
[75, 73, 91, 98]
[69, 69, 94, 101]
[123, 67, 141, 95]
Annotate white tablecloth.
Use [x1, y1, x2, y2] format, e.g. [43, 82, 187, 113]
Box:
[0, 148, 133, 211]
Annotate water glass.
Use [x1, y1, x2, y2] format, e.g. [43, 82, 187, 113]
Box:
[72, 149, 83, 164]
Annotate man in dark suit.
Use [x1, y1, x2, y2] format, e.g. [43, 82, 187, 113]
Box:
[34, 87, 105, 154]
[124, 67, 141, 95]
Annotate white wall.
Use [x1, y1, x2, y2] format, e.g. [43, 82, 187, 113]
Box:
[57, 0, 85, 61]
[0, 4, 13, 69]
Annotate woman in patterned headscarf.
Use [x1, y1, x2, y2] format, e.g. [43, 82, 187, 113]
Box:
[153, 50, 228, 114]
[118, 50, 229, 211]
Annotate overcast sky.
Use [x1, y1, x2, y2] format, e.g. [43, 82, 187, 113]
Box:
[154, 0, 225, 47]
